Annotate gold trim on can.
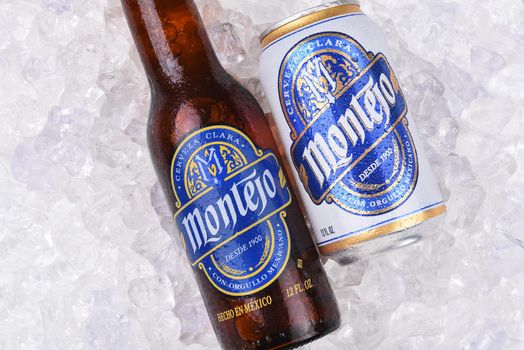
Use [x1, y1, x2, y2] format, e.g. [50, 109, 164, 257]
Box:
[319, 205, 447, 256]
[260, 3, 362, 48]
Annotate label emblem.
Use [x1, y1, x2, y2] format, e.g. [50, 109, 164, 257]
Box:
[171, 126, 291, 296]
[279, 32, 418, 216]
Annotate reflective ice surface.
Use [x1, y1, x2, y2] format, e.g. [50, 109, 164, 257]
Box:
[1, 0, 523, 349]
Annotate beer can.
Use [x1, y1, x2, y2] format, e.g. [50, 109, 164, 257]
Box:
[259, 0, 446, 264]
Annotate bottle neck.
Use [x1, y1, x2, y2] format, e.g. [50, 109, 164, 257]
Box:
[121, 0, 223, 93]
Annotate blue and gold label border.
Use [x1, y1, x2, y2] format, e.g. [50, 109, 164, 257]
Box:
[170, 125, 292, 297]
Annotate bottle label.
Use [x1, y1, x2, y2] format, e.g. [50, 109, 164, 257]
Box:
[171, 125, 291, 296]
[278, 32, 417, 216]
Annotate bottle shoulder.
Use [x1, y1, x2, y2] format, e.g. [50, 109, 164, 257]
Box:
[147, 74, 265, 146]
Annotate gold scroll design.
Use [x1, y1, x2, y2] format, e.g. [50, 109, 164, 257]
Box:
[295, 52, 356, 122]
[347, 131, 402, 192]
[209, 220, 274, 279]
[185, 143, 247, 199]
[198, 211, 292, 297]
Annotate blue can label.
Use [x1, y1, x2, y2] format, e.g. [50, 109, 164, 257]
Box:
[171, 126, 291, 296]
[279, 32, 418, 216]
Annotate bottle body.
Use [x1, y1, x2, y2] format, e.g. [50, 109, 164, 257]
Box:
[259, 1, 446, 264]
[121, 0, 340, 348]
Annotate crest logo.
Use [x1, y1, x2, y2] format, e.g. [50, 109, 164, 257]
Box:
[193, 148, 224, 181]
[279, 32, 419, 216]
[299, 56, 338, 104]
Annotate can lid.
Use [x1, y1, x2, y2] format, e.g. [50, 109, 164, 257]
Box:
[259, 0, 360, 46]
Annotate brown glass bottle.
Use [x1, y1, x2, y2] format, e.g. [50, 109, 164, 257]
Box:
[121, 0, 341, 349]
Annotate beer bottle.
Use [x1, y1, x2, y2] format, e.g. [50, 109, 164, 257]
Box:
[120, 0, 341, 349]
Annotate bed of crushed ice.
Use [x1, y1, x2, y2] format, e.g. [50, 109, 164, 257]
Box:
[1, 0, 523, 348]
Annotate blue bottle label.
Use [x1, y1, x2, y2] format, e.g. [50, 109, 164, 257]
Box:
[279, 32, 419, 216]
[171, 126, 292, 296]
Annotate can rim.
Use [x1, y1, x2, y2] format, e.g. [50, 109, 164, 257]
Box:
[259, 0, 360, 45]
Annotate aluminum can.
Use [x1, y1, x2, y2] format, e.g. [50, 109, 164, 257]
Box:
[259, 0, 446, 264]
